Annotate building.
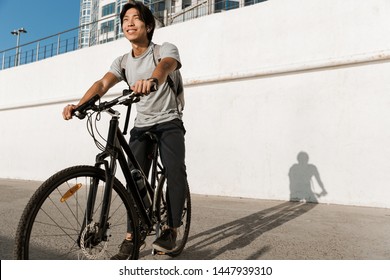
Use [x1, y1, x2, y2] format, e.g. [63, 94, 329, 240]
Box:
[78, 0, 191, 48]
[79, 0, 128, 48]
[79, 0, 92, 48]
[78, 0, 268, 48]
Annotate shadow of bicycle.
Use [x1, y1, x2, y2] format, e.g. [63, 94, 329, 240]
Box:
[176, 201, 317, 259]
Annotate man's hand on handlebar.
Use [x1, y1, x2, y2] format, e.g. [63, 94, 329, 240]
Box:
[62, 104, 77, 120]
[131, 78, 158, 96]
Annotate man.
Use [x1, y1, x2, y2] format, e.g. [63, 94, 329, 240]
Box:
[62, 1, 187, 259]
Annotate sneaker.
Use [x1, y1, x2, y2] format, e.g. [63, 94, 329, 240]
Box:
[152, 228, 177, 253]
[110, 239, 134, 260]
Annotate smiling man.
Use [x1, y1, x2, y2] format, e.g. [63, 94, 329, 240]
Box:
[62, 1, 188, 259]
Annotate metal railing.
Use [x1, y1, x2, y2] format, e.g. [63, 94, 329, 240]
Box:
[0, 14, 118, 71]
[0, 0, 266, 71]
[2, 29, 79, 70]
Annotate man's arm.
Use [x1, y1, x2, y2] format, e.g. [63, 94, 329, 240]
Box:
[62, 72, 119, 120]
[131, 57, 178, 95]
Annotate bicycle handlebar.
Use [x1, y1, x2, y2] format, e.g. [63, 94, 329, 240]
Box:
[73, 89, 140, 119]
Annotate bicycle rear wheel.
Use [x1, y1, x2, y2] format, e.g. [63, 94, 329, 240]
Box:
[14, 165, 140, 260]
[155, 175, 191, 257]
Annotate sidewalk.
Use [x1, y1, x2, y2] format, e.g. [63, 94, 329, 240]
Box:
[1, 178, 389, 260]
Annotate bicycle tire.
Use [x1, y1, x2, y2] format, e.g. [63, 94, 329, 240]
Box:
[155, 175, 191, 257]
[14, 165, 140, 260]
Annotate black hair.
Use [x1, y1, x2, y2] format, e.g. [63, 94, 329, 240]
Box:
[120, 1, 156, 41]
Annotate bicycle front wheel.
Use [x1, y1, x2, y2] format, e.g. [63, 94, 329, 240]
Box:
[14, 165, 140, 260]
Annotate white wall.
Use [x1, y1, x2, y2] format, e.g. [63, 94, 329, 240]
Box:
[1, 0, 390, 208]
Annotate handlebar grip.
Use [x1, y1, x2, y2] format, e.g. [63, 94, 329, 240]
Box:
[73, 94, 100, 119]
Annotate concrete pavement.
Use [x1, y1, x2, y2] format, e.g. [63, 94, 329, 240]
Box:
[1, 178, 389, 260]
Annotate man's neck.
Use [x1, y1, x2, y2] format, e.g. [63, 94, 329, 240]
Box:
[131, 41, 150, 57]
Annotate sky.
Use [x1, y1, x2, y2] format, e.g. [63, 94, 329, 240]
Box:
[0, 0, 80, 51]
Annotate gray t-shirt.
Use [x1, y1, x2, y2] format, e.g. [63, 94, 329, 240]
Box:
[109, 42, 182, 128]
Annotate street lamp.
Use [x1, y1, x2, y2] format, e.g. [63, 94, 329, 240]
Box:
[11, 27, 27, 66]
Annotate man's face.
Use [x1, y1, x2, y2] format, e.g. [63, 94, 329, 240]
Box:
[122, 8, 148, 44]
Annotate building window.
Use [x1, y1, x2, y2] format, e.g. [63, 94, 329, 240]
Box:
[215, 0, 239, 12]
[102, 3, 115, 17]
[101, 20, 115, 34]
[245, 0, 267, 6]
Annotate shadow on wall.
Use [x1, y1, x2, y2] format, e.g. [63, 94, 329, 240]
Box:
[288, 151, 328, 203]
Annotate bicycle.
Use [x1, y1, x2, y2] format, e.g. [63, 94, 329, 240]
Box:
[14, 90, 191, 260]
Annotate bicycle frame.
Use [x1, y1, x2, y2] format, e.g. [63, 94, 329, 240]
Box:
[15, 91, 190, 260]
[82, 110, 160, 244]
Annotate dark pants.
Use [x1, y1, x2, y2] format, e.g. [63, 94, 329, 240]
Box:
[129, 118, 188, 228]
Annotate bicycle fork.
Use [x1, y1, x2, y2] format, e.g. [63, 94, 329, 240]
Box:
[78, 118, 120, 247]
